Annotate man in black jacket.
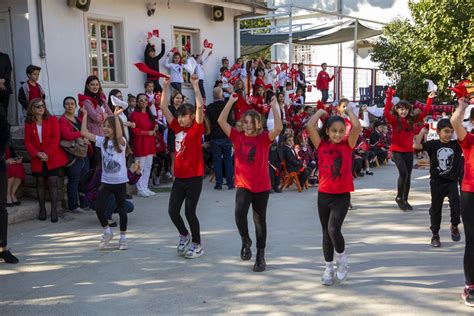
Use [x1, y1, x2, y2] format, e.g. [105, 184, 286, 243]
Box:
[0, 52, 13, 117]
[0, 106, 19, 263]
[206, 87, 235, 190]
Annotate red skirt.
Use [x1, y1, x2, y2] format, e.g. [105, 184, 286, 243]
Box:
[7, 163, 26, 181]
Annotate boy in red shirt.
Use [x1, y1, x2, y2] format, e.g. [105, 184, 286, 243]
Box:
[18, 65, 46, 118]
[315, 63, 334, 104]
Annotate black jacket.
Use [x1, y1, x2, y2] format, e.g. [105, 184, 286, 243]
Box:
[206, 100, 235, 140]
[0, 53, 12, 95]
[282, 145, 302, 173]
[144, 42, 165, 75]
[0, 106, 10, 171]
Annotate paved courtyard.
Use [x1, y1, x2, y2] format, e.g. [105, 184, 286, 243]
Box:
[0, 166, 471, 315]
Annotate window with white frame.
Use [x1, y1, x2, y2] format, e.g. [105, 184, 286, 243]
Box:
[87, 19, 123, 84]
[293, 45, 314, 77]
[173, 27, 199, 84]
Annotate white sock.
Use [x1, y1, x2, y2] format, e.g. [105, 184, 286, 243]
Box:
[325, 261, 334, 271]
[120, 233, 126, 240]
[335, 251, 347, 264]
[104, 227, 112, 234]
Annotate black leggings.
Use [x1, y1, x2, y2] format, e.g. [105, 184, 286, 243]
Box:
[429, 179, 461, 234]
[461, 191, 474, 285]
[392, 151, 414, 201]
[170, 82, 182, 93]
[318, 192, 350, 262]
[235, 188, 270, 249]
[168, 176, 203, 244]
[0, 169, 8, 248]
[95, 183, 127, 231]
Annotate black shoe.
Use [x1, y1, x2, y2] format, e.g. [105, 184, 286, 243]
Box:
[38, 209, 47, 221]
[273, 187, 282, 193]
[126, 194, 133, 200]
[51, 209, 58, 223]
[13, 201, 21, 206]
[0, 249, 19, 264]
[366, 171, 374, 175]
[214, 185, 222, 190]
[228, 185, 235, 190]
[404, 200, 413, 210]
[431, 235, 441, 247]
[357, 172, 365, 177]
[241, 238, 252, 261]
[451, 225, 461, 242]
[253, 248, 266, 272]
[108, 220, 117, 228]
[6, 202, 14, 207]
[395, 197, 408, 211]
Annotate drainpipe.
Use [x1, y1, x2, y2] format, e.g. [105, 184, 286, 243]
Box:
[36, 0, 46, 58]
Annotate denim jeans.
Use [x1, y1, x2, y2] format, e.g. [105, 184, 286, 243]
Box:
[211, 138, 234, 187]
[65, 157, 90, 210]
[90, 192, 134, 220]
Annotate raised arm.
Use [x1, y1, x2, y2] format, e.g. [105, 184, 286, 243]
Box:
[113, 107, 125, 146]
[80, 108, 96, 143]
[268, 96, 283, 141]
[160, 77, 174, 124]
[451, 97, 468, 142]
[306, 109, 327, 149]
[384, 87, 397, 123]
[347, 107, 362, 149]
[417, 91, 435, 121]
[413, 126, 428, 150]
[164, 52, 172, 69]
[190, 74, 204, 124]
[218, 94, 238, 137]
[156, 39, 166, 60]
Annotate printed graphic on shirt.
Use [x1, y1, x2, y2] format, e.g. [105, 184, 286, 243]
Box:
[436, 147, 454, 175]
[238, 140, 257, 164]
[321, 147, 343, 180]
[175, 131, 187, 157]
[103, 143, 121, 174]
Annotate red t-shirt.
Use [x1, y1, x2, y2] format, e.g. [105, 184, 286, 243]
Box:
[169, 119, 204, 179]
[460, 133, 474, 193]
[130, 111, 157, 157]
[230, 128, 272, 193]
[317, 139, 354, 194]
[28, 82, 42, 101]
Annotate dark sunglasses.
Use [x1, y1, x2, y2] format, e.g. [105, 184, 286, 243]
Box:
[34, 103, 45, 108]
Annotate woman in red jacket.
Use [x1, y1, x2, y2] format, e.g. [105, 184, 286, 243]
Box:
[59, 96, 90, 212]
[384, 88, 435, 211]
[24, 98, 68, 222]
[130, 93, 157, 197]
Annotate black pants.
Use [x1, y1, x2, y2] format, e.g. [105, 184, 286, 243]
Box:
[170, 82, 182, 93]
[321, 89, 329, 104]
[235, 188, 270, 249]
[371, 147, 388, 164]
[0, 169, 8, 248]
[318, 192, 350, 262]
[429, 179, 461, 234]
[0, 94, 10, 117]
[95, 183, 127, 231]
[152, 79, 163, 93]
[392, 151, 414, 201]
[153, 153, 171, 178]
[461, 191, 474, 285]
[168, 176, 203, 244]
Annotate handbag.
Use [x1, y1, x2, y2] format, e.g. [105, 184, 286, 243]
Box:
[60, 117, 88, 158]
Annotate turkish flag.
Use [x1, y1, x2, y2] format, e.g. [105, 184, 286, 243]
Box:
[203, 39, 209, 48]
[153, 29, 159, 37]
[147, 32, 153, 39]
[208, 43, 213, 49]
[185, 38, 191, 53]
[134, 63, 170, 79]
[223, 70, 231, 78]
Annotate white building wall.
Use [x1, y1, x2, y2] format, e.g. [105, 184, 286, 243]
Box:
[23, 0, 236, 115]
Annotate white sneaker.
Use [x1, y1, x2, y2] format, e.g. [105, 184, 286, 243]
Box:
[177, 234, 191, 256]
[146, 189, 156, 196]
[335, 261, 349, 282]
[321, 268, 335, 286]
[99, 231, 114, 249]
[185, 242, 204, 259]
[119, 238, 128, 250]
[137, 190, 151, 198]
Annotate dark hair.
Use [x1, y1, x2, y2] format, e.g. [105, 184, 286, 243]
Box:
[214, 80, 223, 88]
[26, 65, 41, 75]
[25, 98, 50, 123]
[240, 110, 264, 135]
[338, 98, 349, 106]
[220, 66, 228, 74]
[285, 81, 292, 86]
[275, 92, 284, 103]
[84, 75, 105, 106]
[254, 67, 264, 77]
[172, 52, 181, 62]
[319, 115, 345, 141]
[470, 108, 474, 121]
[127, 94, 136, 102]
[264, 59, 271, 65]
[102, 116, 130, 155]
[297, 62, 304, 67]
[436, 118, 453, 131]
[170, 91, 185, 106]
[265, 90, 274, 104]
[136, 93, 155, 124]
[321, 62, 327, 67]
[107, 89, 122, 112]
[393, 100, 416, 130]
[175, 103, 195, 117]
[144, 81, 154, 89]
[221, 57, 229, 64]
[374, 120, 385, 129]
[62, 96, 77, 109]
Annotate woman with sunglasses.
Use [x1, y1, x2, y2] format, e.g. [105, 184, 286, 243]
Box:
[24, 98, 68, 222]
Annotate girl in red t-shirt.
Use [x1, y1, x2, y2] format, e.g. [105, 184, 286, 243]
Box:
[218, 94, 283, 273]
[451, 97, 474, 306]
[384, 88, 435, 210]
[306, 107, 361, 286]
[161, 75, 205, 259]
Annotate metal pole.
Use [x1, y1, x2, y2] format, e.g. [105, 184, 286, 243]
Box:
[353, 19, 358, 101]
[288, 5, 292, 66]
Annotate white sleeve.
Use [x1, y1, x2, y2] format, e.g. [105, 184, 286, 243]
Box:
[359, 111, 370, 128]
[367, 105, 384, 117]
[95, 136, 104, 148]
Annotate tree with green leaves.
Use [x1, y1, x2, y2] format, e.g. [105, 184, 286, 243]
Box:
[240, 18, 271, 60]
[371, 0, 473, 101]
